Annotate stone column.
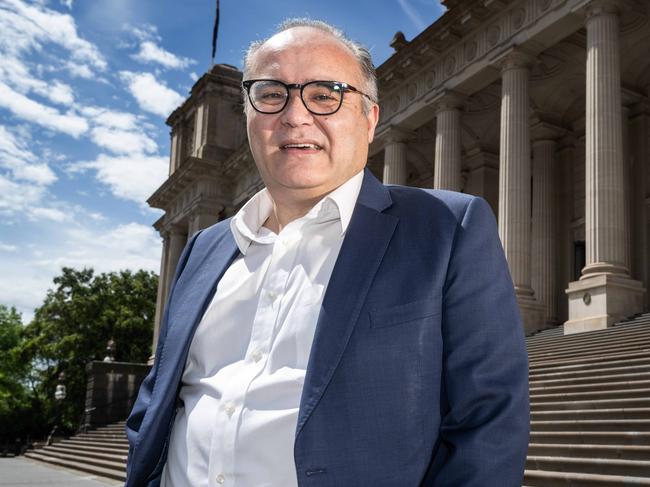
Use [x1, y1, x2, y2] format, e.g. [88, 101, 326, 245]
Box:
[382, 130, 409, 185]
[497, 49, 545, 333]
[151, 232, 170, 361]
[150, 228, 187, 358]
[531, 123, 562, 325]
[629, 102, 650, 306]
[188, 211, 219, 237]
[433, 92, 463, 191]
[565, 1, 645, 333]
[557, 138, 576, 323]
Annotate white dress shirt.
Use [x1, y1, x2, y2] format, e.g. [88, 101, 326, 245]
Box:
[162, 170, 364, 487]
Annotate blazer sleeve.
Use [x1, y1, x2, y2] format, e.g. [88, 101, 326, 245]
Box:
[424, 196, 530, 486]
[124, 230, 202, 481]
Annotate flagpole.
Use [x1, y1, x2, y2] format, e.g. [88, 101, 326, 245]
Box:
[210, 0, 220, 68]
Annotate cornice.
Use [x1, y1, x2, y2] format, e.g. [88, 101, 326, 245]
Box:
[376, 0, 575, 132]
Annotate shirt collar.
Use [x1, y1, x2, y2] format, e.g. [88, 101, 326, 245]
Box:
[230, 170, 364, 255]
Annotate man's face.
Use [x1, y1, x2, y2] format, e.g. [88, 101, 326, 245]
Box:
[245, 28, 379, 203]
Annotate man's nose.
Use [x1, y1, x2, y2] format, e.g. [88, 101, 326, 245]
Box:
[280, 91, 313, 126]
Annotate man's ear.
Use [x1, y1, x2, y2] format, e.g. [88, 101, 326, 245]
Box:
[366, 104, 380, 143]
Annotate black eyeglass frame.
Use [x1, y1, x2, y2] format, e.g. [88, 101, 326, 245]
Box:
[242, 79, 374, 115]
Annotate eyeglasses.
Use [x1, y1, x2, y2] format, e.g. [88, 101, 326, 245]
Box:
[242, 79, 373, 115]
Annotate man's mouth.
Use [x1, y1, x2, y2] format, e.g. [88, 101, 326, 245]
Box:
[280, 143, 322, 151]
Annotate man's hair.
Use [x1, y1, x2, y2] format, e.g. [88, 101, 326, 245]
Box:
[242, 18, 378, 114]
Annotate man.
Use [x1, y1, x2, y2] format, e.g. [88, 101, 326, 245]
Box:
[125, 19, 529, 487]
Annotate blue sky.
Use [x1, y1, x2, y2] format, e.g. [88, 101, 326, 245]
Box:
[0, 0, 445, 322]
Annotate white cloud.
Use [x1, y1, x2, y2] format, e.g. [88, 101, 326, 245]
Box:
[132, 41, 196, 70]
[0, 173, 47, 215]
[70, 153, 168, 204]
[0, 81, 88, 137]
[119, 71, 184, 117]
[0, 125, 57, 185]
[80, 106, 139, 130]
[0, 220, 162, 322]
[0, 243, 18, 252]
[65, 61, 93, 79]
[189, 72, 199, 82]
[0, 0, 106, 71]
[90, 126, 158, 155]
[60, 0, 73, 9]
[0, 56, 75, 106]
[12, 163, 57, 185]
[30, 206, 68, 222]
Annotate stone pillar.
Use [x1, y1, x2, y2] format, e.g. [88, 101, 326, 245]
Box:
[557, 138, 576, 323]
[151, 232, 170, 360]
[383, 131, 409, 185]
[150, 229, 187, 359]
[464, 147, 499, 215]
[433, 92, 463, 191]
[565, 1, 645, 334]
[188, 210, 219, 237]
[531, 123, 562, 325]
[497, 49, 545, 333]
[629, 102, 650, 307]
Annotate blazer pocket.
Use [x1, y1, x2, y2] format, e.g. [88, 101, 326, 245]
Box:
[369, 297, 440, 329]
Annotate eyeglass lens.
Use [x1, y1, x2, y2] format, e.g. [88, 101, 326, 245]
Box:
[248, 81, 343, 114]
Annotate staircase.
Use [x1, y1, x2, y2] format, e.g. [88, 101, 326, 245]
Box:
[523, 312, 650, 486]
[24, 421, 128, 482]
[23, 314, 650, 485]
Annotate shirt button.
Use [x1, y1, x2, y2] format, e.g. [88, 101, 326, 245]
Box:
[216, 474, 225, 484]
[252, 350, 263, 362]
[224, 403, 236, 417]
[267, 290, 278, 300]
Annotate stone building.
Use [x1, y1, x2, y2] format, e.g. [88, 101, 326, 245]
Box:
[147, 0, 650, 355]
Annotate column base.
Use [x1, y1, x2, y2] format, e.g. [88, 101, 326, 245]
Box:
[564, 273, 645, 335]
[517, 295, 547, 335]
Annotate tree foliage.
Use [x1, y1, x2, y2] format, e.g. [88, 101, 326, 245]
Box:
[3, 267, 157, 441]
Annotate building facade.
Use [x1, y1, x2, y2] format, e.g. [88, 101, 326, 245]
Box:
[148, 0, 650, 355]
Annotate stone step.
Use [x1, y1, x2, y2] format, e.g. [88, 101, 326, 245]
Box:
[23, 451, 126, 482]
[530, 366, 650, 385]
[26, 447, 126, 470]
[77, 432, 127, 439]
[531, 419, 650, 432]
[526, 319, 650, 343]
[529, 431, 650, 445]
[531, 407, 650, 420]
[531, 397, 650, 411]
[528, 335, 650, 360]
[530, 378, 650, 394]
[523, 469, 650, 486]
[61, 438, 128, 451]
[529, 355, 650, 378]
[530, 387, 650, 402]
[526, 455, 650, 478]
[527, 443, 650, 460]
[527, 325, 650, 350]
[47, 444, 128, 463]
[530, 351, 650, 371]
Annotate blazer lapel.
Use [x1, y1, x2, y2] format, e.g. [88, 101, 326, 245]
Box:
[296, 170, 398, 436]
[156, 228, 240, 396]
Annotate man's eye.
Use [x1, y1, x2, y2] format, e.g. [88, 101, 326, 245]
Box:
[259, 91, 284, 99]
[311, 93, 336, 102]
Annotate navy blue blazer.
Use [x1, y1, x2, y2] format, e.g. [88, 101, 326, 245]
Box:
[125, 169, 529, 487]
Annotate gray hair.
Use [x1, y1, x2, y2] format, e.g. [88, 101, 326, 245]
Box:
[242, 18, 378, 114]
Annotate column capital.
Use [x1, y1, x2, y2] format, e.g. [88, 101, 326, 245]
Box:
[376, 125, 416, 146]
[531, 120, 566, 142]
[492, 47, 536, 73]
[431, 90, 465, 114]
[584, 0, 626, 19]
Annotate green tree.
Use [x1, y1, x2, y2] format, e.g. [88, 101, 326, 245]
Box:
[0, 305, 33, 442]
[20, 267, 158, 435]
